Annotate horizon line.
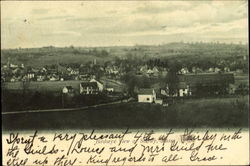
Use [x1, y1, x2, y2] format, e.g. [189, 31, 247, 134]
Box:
[1, 41, 248, 50]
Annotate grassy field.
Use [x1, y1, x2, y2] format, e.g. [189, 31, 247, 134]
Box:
[2, 78, 125, 93]
[3, 80, 82, 92]
[2, 96, 248, 131]
[2, 73, 248, 93]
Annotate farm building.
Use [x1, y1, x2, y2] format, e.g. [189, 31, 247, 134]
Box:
[138, 89, 156, 103]
[177, 73, 235, 96]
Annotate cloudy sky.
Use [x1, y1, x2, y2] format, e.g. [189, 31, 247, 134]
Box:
[1, 1, 248, 48]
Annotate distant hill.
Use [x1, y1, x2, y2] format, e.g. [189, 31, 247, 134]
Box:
[1, 42, 248, 67]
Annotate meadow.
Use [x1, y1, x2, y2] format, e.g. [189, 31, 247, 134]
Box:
[2, 96, 248, 130]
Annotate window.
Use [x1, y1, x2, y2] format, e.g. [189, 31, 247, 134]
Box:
[147, 98, 150, 101]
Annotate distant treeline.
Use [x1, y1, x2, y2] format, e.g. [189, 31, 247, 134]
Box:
[1, 42, 248, 71]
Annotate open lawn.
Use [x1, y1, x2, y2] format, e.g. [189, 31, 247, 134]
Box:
[2, 96, 248, 131]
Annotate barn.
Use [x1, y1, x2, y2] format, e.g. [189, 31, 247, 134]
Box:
[177, 73, 235, 96]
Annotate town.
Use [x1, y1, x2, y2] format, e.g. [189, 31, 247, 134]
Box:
[1, 42, 248, 112]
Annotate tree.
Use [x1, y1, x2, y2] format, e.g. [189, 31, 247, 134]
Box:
[165, 60, 181, 96]
[166, 71, 179, 96]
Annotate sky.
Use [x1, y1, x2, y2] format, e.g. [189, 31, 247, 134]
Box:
[1, 1, 248, 48]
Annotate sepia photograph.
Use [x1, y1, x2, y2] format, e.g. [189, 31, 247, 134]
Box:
[1, 1, 249, 165]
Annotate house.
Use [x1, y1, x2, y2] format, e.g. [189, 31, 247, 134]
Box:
[105, 65, 119, 75]
[208, 67, 215, 72]
[224, 67, 230, 72]
[177, 82, 191, 97]
[79, 74, 90, 81]
[179, 67, 189, 74]
[160, 88, 168, 96]
[62, 86, 74, 94]
[140, 65, 147, 71]
[214, 67, 221, 73]
[153, 67, 159, 73]
[48, 74, 59, 81]
[90, 78, 104, 91]
[138, 89, 156, 103]
[70, 69, 79, 75]
[27, 72, 35, 79]
[106, 87, 114, 92]
[10, 64, 18, 69]
[80, 82, 99, 94]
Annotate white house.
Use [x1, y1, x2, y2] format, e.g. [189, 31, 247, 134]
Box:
[179, 88, 189, 97]
[180, 67, 189, 74]
[164, 83, 190, 97]
[27, 73, 35, 79]
[208, 67, 215, 72]
[138, 89, 156, 103]
[215, 67, 221, 73]
[178, 83, 190, 97]
[106, 87, 114, 92]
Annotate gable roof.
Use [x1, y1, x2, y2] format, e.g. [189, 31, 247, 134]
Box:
[138, 88, 154, 95]
[90, 78, 103, 84]
[178, 73, 234, 87]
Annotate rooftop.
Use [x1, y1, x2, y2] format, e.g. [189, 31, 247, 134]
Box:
[138, 88, 154, 95]
[178, 73, 234, 86]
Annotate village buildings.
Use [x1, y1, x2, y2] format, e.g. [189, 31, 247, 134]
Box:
[80, 82, 99, 94]
[163, 73, 235, 97]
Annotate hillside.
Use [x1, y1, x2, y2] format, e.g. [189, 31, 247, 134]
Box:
[1, 42, 248, 67]
[2, 96, 248, 130]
